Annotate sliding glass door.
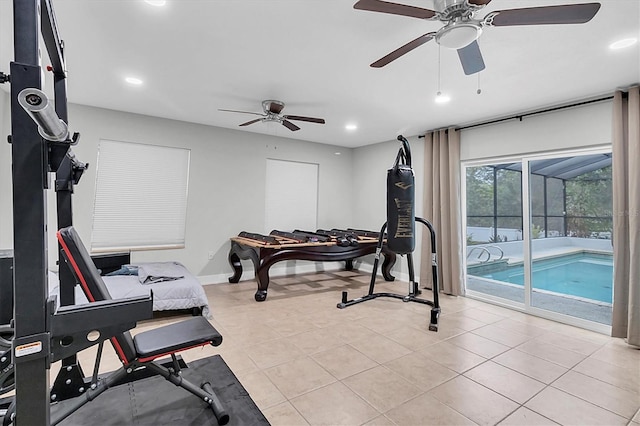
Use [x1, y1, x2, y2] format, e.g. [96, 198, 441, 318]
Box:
[465, 163, 524, 304]
[527, 154, 613, 325]
[464, 149, 613, 329]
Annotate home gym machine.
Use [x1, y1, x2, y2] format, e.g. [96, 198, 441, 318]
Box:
[4, 2, 153, 424]
[3, 2, 229, 425]
[338, 135, 441, 332]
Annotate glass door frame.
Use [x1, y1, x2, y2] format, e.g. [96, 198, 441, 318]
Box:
[461, 145, 612, 335]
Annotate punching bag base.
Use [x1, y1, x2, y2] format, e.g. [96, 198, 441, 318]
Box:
[337, 219, 441, 333]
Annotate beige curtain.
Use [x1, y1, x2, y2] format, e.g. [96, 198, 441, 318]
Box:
[611, 86, 640, 347]
[420, 128, 464, 296]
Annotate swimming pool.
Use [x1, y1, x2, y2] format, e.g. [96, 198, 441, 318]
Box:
[478, 252, 613, 304]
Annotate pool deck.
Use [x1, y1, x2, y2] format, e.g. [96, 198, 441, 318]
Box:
[468, 245, 612, 266]
[512, 247, 611, 265]
[466, 276, 612, 325]
[466, 240, 613, 325]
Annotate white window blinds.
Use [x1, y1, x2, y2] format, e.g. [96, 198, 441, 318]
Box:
[264, 159, 318, 233]
[91, 140, 190, 252]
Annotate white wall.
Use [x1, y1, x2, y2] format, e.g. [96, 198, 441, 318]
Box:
[351, 100, 613, 283]
[460, 100, 612, 161]
[0, 92, 422, 283]
[1, 93, 615, 286]
[1, 100, 355, 282]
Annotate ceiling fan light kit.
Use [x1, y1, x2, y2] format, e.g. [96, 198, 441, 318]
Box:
[435, 20, 482, 49]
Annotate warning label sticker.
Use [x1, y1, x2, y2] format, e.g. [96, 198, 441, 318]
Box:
[15, 341, 42, 358]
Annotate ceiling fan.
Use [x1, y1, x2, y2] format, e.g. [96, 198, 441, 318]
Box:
[354, 0, 601, 75]
[219, 100, 325, 131]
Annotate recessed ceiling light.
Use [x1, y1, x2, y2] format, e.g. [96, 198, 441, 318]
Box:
[609, 38, 638, 50]
[125, 77, 143, 85]
[435, 93, 450, 104]
[345, 123, 358, 131]
[334, 152, 341, 155]
[145, 0, 166, 6]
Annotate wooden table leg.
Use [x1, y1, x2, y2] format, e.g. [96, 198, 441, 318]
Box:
[227, 242, 259, 283]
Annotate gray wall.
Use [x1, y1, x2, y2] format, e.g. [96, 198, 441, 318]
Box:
[352, 136, 424, 231]
[0, 96, 355, 281]
[0, 90, 614, 284]
[351, 135, 425, 279]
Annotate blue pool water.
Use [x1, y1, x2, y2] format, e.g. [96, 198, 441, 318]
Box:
[481, 252, 613, 303]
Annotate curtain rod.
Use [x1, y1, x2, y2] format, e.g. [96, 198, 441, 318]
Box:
[418, 94, 615, 138]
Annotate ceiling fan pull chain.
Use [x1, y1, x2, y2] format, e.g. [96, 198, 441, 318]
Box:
[436, 44, 442, 97]
[477, 72, 482, 95]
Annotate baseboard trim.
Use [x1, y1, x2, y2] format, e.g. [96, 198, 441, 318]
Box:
[198, 262, 416, 286]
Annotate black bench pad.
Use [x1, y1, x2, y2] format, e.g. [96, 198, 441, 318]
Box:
[133, 316, 222, 359]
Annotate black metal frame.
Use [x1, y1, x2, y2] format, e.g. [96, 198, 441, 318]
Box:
[0, 252, 13, 327]
[10, 1, 53, 423]
[50, 150, 90, 402]
[337, 218, 441, 331]
[337, 136, 440, 331]
[6, 1, 145, 424]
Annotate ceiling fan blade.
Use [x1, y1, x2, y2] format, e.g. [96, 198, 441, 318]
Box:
[354, 0, 436, 19]
[457, 40, 486, 75]
[371, 32, 436, 68]
[283, 115, 325, 124]
[468, 0, 492, 5]
[282, 120, 300, 131]
[239, 118, 262, 127]
[219, 109, 264, 117]
[267, 102, 284, 114]
[488, 3, 601, 27]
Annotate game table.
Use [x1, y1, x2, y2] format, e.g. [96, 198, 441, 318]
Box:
[227, 230, 397, 301]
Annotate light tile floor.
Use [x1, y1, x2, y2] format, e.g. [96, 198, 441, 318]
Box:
[68, 270, 640, 426]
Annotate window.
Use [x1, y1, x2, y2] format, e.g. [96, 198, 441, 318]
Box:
[463, 149, 613, 330]
[91, 140, 190, 252]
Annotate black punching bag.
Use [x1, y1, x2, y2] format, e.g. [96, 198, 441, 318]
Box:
[387, 135, 415, 254]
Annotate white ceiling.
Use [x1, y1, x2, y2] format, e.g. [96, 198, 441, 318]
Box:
[1, 0, 639, 148]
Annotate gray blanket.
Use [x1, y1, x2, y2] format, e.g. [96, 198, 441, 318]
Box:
[138, 261, 186, 284]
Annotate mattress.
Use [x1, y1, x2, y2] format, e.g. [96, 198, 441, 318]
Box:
[49, 262, 211, 319]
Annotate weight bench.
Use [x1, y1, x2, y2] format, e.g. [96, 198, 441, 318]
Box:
[55, 226, 229, 425]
